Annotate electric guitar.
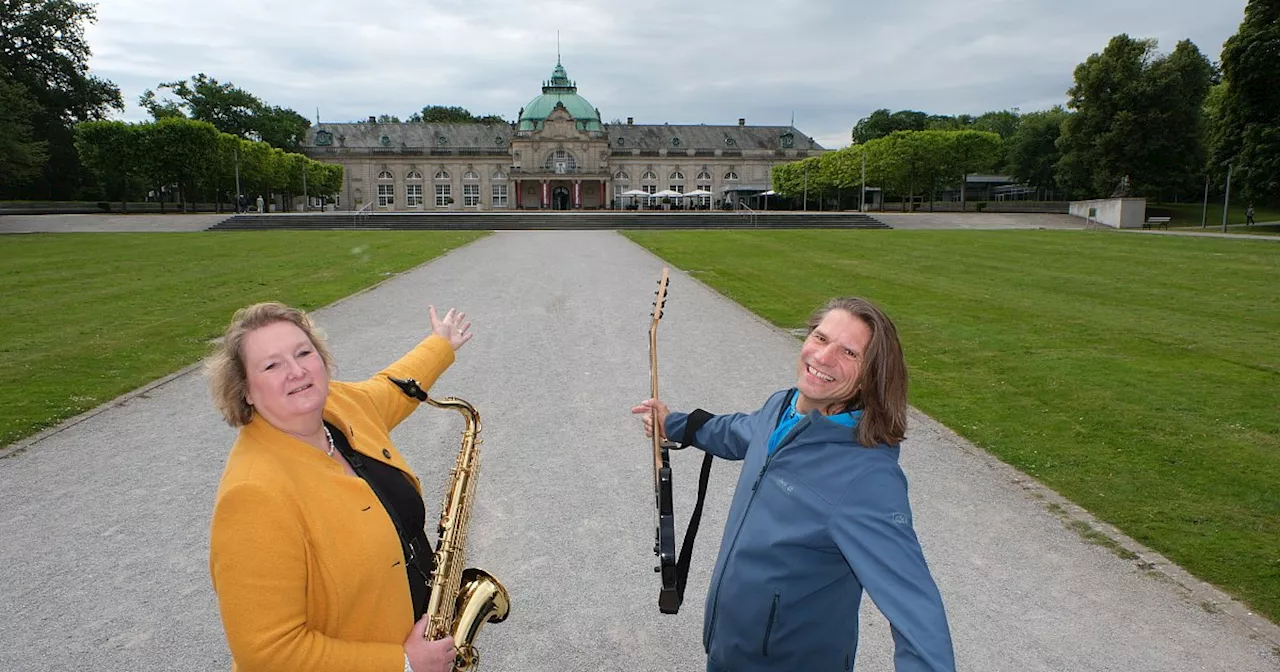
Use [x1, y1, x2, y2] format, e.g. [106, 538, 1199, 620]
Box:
[648, 267, 680, 614]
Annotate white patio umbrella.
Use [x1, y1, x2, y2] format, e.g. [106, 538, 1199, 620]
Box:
[620, 189, 649, 208]
[650, 189, 684, 199]
[683, 188, 714, 210]
[760, 189, 776, 210]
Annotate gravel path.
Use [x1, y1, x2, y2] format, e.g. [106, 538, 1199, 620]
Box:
[0, 230, 1275, 671]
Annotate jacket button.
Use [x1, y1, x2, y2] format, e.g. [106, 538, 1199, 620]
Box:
[382, 449, 391, 458]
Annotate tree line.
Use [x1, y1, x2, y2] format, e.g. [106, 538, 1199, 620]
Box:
[0, 0, 503, 203]
[773, 130, 1004, 210]
[778, 0, 1278, 207]
[75, 118, 342, 212]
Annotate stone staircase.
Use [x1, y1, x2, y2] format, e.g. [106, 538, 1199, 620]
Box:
[206, 211, 890, 231]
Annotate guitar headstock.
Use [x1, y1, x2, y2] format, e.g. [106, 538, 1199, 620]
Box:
[650, 267, 670, 332]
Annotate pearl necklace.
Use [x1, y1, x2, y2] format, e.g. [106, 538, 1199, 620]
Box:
[323, 425, 336, 457]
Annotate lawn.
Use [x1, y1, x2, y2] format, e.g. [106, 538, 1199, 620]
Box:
[623, 228, 1280, 623]
[0, 231, 486, 447]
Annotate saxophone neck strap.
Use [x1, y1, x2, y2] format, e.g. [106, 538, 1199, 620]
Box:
[326, 421, 417, 567]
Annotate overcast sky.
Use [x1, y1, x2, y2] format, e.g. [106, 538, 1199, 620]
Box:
[85, 0, 1248, 150]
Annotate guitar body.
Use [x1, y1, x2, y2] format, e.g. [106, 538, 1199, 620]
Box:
[656, 450, 679, 613]
[648, 267, 681, 613]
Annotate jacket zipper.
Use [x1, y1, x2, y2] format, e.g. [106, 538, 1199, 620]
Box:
[706, 394, 805, 652]
[762, 590, 779, 656]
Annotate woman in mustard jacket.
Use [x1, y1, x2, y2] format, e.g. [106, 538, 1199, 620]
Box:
[206, 301, 470, 672]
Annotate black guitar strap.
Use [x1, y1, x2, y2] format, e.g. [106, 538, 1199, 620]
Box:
[669, 408, 715, 610]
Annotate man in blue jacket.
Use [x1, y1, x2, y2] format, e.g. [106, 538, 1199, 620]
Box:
[633, 296, 955, 671]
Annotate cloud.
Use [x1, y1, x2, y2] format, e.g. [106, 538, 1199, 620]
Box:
[84, 0, 1248, 149]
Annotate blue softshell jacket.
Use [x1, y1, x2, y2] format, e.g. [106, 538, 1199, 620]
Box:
[665, 389, 955, 672]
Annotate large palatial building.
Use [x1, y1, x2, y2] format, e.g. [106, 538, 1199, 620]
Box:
[301, 60, 826, 212]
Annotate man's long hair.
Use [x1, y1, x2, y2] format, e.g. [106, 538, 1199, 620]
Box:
[806, 297, 908, 447]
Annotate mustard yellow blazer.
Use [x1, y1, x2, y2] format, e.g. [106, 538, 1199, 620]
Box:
[209, 335, 455, 671]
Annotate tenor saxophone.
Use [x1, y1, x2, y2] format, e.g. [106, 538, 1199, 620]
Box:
[391, 377, 509, 671]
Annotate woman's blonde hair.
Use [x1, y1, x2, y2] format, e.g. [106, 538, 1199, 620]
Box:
[205, 302, 334, 427]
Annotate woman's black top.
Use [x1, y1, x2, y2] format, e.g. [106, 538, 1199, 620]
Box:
[325, 422, 431, 616]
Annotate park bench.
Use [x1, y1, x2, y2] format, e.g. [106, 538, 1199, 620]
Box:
[1143, 216, 1171, 229]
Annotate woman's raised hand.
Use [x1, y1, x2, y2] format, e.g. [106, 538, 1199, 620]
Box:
[429, 305, 472, 351]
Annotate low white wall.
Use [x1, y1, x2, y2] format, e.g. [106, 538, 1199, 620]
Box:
[1069, 198, 1147, 228]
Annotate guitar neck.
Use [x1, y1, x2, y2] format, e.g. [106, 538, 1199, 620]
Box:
[649, 267, 670, 468]
[650, 325, 663, 468]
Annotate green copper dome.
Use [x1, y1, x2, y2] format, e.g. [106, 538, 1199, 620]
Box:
[517, 59, 602, 132]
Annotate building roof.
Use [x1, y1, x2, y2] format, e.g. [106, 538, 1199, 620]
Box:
[605, 124, 824, 152]
[517, 60, 601, 132]
[302, 59, 825, 154]
[309, 123, 513, 150]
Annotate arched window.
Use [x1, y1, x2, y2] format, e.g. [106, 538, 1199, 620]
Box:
[696, 170, 712, 181]
[544, 149, 578, 174]
[724, 171, 740, 181]
[434, 170, 450, 180]
[377, 173, 395, 208]
[669, 171, 685, 181]
[492, 171, 509, 208]
[615, 170, 630, 180]
[641, 170, 658, 181]
[461, 170, 480, 207]
[406, 170, 423, 180]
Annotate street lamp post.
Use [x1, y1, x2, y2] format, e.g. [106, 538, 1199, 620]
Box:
[1222, 162, 1233, 233]
[1200, 174, 1208, 229]
[860, 150, 867, 212]
[234, 147, 242, 213]
[803, 162, 809, 212]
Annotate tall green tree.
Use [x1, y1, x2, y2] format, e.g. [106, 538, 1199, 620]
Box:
[1057, 35, 1155, 197]
[141, 74, 311, 150]
[1213, 0, 1280, 204]
[1057, 35, 1214, 199]
[74, 120, 142, 209]
[136, 118, 220, 211]
[254, 105, 310, 151]
[1006, 107, 1071, 194]
[972, 110, 1022, 141]
[0, 71, 49, 189]
[0, 0, 122, 198]
[850, 109, 929, 144]
[141, 74, 259, 137]
[950, 130, 1004, 209]
[1141, 40, 1216, 198]
[408, 105, 506, 123]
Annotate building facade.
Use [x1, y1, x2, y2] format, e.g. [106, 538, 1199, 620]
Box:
[301, 60, 826, 212]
